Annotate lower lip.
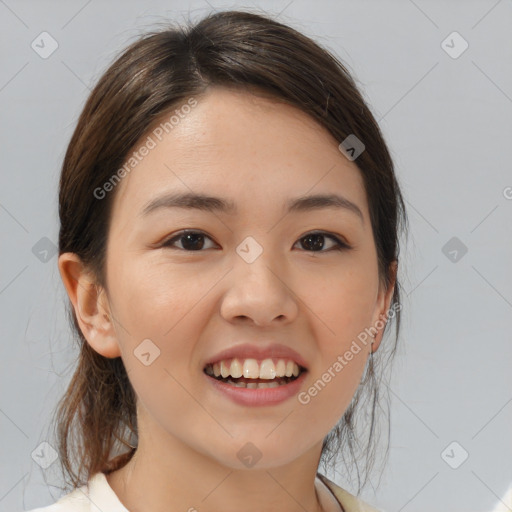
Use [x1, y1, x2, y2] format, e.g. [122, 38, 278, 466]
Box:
[204, 371, 308, 407]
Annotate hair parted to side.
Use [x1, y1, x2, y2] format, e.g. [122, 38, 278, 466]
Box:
[50, 9, 408, 495]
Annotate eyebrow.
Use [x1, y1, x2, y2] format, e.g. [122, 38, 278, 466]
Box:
[140, 192, 364, 223]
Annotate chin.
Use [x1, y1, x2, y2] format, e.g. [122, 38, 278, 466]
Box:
[201, 438, 312, 472]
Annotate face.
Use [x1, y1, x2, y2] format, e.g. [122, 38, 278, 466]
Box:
[84, 87, 395, 470]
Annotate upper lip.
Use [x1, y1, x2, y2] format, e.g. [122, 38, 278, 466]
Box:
[203, 343, 309, 370]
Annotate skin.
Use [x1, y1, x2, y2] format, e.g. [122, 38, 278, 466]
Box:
[59, 86, 396, 512]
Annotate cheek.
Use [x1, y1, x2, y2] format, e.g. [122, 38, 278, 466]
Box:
[299, 337, 368, 429]
[110, 258, 206, 335]
[108, 260, 212, 393]
[308, 264, 378, 344]
[122, 352, 203, 443]
[300, 262, 376, 414]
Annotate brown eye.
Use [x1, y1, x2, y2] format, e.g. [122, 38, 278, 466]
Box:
[295, 232, 350, 252]
[161, 230, 350, 253]
[162, 231, 217, 251]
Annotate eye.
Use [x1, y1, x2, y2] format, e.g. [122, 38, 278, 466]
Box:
[161, 229, 350, 253]
[161, 230, 218, 251]
[294, 231, 350, 252]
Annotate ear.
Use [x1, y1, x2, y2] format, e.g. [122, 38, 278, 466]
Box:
[370, 260, 398, 353]
[58, 252, 121, 359]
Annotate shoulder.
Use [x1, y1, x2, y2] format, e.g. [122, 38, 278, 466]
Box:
[24, 484, 90, 512]
[318, 474, 382, 512]
[24, 472, 127, 512]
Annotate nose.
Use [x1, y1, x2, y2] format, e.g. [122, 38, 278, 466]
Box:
[219, 249, 299, 327]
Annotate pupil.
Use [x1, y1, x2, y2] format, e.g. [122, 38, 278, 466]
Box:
[303, 234, 324, 251]
[182, 233, 204, 250]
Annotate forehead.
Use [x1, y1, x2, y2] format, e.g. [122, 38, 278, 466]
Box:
[110, 87, 368, 225]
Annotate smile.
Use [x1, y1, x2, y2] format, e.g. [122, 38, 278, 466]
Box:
[204, 357, 307, 390]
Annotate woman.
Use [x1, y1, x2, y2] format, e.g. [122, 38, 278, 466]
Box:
[29, 9, 408, 512]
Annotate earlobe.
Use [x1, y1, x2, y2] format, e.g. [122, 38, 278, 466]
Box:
[58, 252, 122, 359]
[371, 260, 398, 353]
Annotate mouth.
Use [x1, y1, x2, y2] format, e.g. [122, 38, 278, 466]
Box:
[203, 358, 308, 389]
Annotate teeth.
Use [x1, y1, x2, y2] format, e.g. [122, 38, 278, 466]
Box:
[230, 358, 243, 378]
[259, 359, 276, 379]
[276, 359, 286, 376]
[207, 358, 302, 380]
[224, 378, 285, 389]
[220, 361, 230, 378]
[243, 359, 260, 379]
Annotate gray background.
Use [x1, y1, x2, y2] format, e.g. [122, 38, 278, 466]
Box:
[1, 1, 511, 511]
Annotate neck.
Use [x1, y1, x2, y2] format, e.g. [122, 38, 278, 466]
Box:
[105, 419, 332, 512]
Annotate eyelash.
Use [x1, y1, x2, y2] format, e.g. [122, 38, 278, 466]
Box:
[160, 230, 351, 253]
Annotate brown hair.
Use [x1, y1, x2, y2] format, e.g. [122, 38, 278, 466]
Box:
[50, 9, 408, 495]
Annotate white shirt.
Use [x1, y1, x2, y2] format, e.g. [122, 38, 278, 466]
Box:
[27, 473, 128, 512]
[26, 471, 380, 512]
